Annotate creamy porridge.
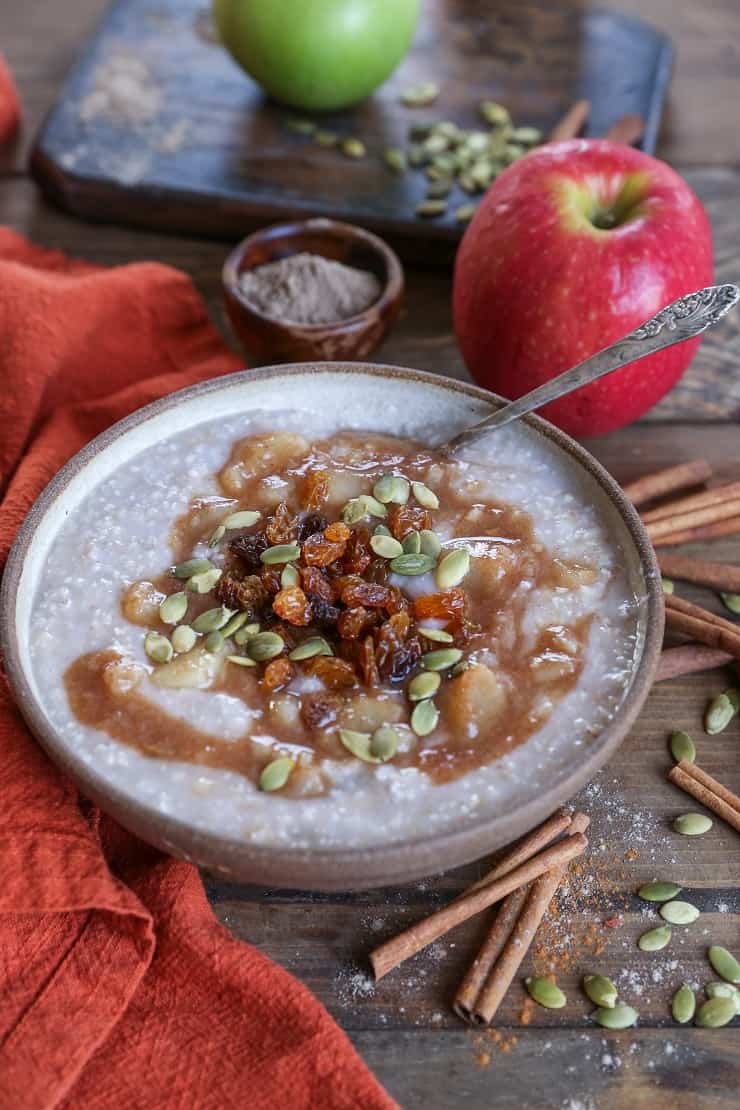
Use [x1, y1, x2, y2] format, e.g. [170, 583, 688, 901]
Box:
[29, 409, 640, 849]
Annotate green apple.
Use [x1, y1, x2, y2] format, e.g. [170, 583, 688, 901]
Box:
[212, 0, 419, 111]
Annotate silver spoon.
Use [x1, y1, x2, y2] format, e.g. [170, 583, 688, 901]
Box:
[445, 283, 740, 454]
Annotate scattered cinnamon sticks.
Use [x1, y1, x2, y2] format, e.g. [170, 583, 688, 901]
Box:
[646, 499, 740, 544]
[602, 114, 645, 146]
[654, 643, 734, 683]
[668, 760, 740, 834]
[642, 481, 740, 525]
[548, 100, 590, 142]
[656, 553, 740, 594]
[622, 459, 712, 508]
[664, 593, 740, 660]
[652, 514, 740, 548]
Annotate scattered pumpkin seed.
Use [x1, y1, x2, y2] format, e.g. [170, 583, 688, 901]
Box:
[338, 728, 381, 763]
[285, 118, 316, 135]
[426, 178, 452, 199]
[720, 591, 740, 615]
[341, 137, 365, 159]
[708, 945, 740, 984]
[342, 498, 367, 525]
[314, 129, 337, 146]
[390, 553, 437, 576]
[374, 523, 392, 537]
[247, 631, 285, 662]
[227, 654, 257, 668]
[422, 134, 448, 158]
[402, 531, 422, 555]
[401, 82, 439, 108]
[223, 509, 261, 530]
[638, 925, 672, 952]
[373, 473, 398, 503]
[661, 576, 674, 594]
[660, 900, 700, 925]
[422, 647, 463, 671]
[159, 591, 188, 625]
[234, 622, 260, 646]
[695, 996, 737, 1028]
[407, 143, 426, 167]
[204, 630, 224, 653]
[411, 698, 439, 736]
[479, 100, 511, 127]
[670, 730, 696, 764]
[455, 203, 477, 223]
[144, 631, 173, 664]
[173, 557, 213, 579]
[370, 726, 400, 762]
[435, 548, 470, 589]
[525, 976, 566, 1009]
[281, 564, 300, 588]
[261, 543, 301, 565]
[511, 125, 542, 144]
[582, 974, 618, 1009]
[192, 606, 234, 634]
[638, 880, 682, 902]
[412, 481, 439, 509]
[384, 147, 407, 173]
[208, 525, 226, 547]
[289, 637, 333, 661]
[416, 199, 447, 218]
[370, 534, 404, 559]
[705, 982, 740, 1008]
[171, 625, 197, 654]
[186, 567, 222, 594]
[419, 529, 442, 558]
[673, 813, 713, 836]
[419, 626, 454, 643]
[408, 671, 441, 701]
[259, 757, 295, 792]
[221, 611, 248, 638]
[593, 1003, 638, 1030]
[360, 494, 388, 518]
[450, 659, 469, 676]
[671, 983, 696, 1024]
[704, 692, 736, 734]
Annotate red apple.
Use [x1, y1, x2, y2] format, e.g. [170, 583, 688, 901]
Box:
[453, 139, 713, 437]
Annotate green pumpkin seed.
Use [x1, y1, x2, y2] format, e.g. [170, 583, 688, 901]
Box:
[451, 660, 469, 676]
[671, 983, 696, 1024]
[314, 129, 337, 146]
[159, 591, 188, 625]
[455, 203, 477, 223]
[370, 726, 399, 762]
[708, 945, 740, 984]
[511, 125, 542, 144]
[281, 564, 300, 588]
[704, 692, 736, 734]
[173, 557, 213, 579]
[435, 548, 470, 589]
[422, 133, 448, 157]
[384, 147, 407, 173]
[261, 543, 301, 565]
[204, 630, 224, 653]
[407, 143, 427, 168]
[373, 474, 397, 503]
[660, 900, 700, 925]
[227, 654, 257, 668]
[374, 524, 392, 537]
[411, 698, 439, 737]
[419, 529, 442, 558]
[246, 632, 285, 662]
[593, 1003, 638, 1030]
[673, 813, 713, 836]
[186, 567, 222, 594]
[390, 476, 411, 504]
[638, 880, 682, 902]
[390, 553, 436, 576]
[720, 591, 740, 615]
[144, 631, 173, 664]
[416, 199, 447, 218]
[525, 976, 566, 1009]
[696, 996, 737, 1028]
[582, 974, 618, 1009]
[479, 100, 511, 127]
[338, 728, 381, 763]
[285, 118, 316, 136]
[402, 531, 421, 554]
[192, 606, 234, 634]
[341, 498, 367, 525]
[670, 731, 696, 764]
[705, 982, 740, 1011]
[171, 625, 197, 654]
[419, 626, 453, 644]
[234, 622, 260, 645]
[259, 757, 295, 792]
[341, 137, 365, 159]
[289, 637, 333, 661]
[458, 172, 479, 195]
[360, 494, 388, 518]
[412, 481, 439, 509]
[370, 534, 404, 559]
[426, 179, 452, 200]
[661, 577, 674, 594]
[408, 671, 441, 701]
[401, 82, 439, 108]
[422, 647, 463, 671]
[726, 687, 740, 712]
[638, 925, 672, 952]
[221, 611, 248, 638]
[208, 524, 226, 547]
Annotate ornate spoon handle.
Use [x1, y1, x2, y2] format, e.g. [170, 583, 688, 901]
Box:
[445, 283, 740, 453]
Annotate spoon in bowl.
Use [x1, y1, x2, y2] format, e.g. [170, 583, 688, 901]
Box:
[445, 283, 740, 454]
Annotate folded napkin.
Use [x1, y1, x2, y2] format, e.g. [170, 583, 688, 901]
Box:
[0, 52, 21, 143]
[0, 228, 397, 1110]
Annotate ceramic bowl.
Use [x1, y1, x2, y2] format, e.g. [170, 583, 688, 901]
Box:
[222, 218, 404, 364]
[0, 364, 663, 890]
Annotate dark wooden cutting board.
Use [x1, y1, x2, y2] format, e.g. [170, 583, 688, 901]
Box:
[31, 0, 672, 264]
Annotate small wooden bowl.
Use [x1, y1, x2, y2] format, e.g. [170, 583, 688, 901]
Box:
[222, 218, 404, 364]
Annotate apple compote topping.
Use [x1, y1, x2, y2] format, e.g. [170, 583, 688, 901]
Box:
[65, 430, 599, 797]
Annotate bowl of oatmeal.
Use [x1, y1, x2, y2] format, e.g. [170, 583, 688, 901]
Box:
[0, 364, 663, 889]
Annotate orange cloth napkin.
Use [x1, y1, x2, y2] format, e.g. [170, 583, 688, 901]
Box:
[0, 228, 397, 1110]
[0, 52, 21, 143]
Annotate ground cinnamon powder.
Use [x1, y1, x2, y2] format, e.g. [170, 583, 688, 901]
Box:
[238, 251, 382, 324]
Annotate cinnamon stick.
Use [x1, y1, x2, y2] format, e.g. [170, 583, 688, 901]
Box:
[602, 114, 645, 145]
[642, 481, 740, 524]
[548, 99, 590, 141]
[646, 498, 740, 543]
[652, 514, 740, 548]
[452, 887, 529, 1021]
[674, 761, 740, 815]
[457, 808, 573, 900]
[663, 608, 740, 660]
[654, 643, 733, 682]
[668, 762, 740, 834]
[622, 459, 712, 508]
[369, 833, 588, 981]
[656, 552, 740, 594]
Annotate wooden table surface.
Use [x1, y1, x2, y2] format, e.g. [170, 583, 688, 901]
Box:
[3, 3, 739, 1107]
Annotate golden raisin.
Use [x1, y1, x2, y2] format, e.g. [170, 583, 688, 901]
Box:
[262, 657, 294, 691]
[341, 581, 393, 609]
[302, 533, 346, 567]
[359, 634, 381, 687]
[388, 504, 432, 540]
[324, 521, 351, 543]
[265, 502, 297, 544]
[272, 586, 313, 626]
[303, 469, 330, 511]
[215, 572, 267, 615]
[299, 565, 334, 602]
[303, 655, 358, 689]
[413, 588, 467, 621]
[341, 526, 373, 574]
[337, 605, 378, 640]
[260, 565, 283, 594]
